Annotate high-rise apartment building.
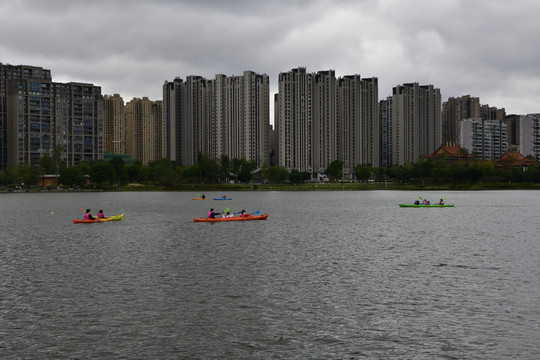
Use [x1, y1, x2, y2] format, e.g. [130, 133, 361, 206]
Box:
[391, 83, 441, 165]
[460, 118, 507, 160]
[275, 67, 313, 172]
[103, 94, 127, 154]
[441, 95, 480, 145]
[312, 70, 337, 174]
[1, 63, 52, 169]
[125, 97, 162, 165]
[163, 71, 269, 167]
[504, 114, 521, 152]
[275, 67, 379, 177]
[520, 114, 540, 160]
[3, 63, 102, 168]
[379, 96, 392, 168]
[337, 75, 379, 175]
[481, 105, 506, 121]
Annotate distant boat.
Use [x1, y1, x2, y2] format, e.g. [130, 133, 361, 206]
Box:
[398, 204, 454, 208]
[194, 214, 268, 222]
[213, 198, 232, 200]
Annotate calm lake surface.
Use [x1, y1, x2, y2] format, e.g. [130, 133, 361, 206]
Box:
[1, 190, 539, 359]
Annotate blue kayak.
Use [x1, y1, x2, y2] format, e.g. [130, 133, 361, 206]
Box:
[213, 198, 233, 200]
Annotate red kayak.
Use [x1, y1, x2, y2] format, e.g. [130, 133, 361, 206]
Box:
[193, 214, 269, 222]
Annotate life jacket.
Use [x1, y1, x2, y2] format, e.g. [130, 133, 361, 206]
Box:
[97, 213, 104, 218]
[84, 213, 90, 220]
[207, 211, 213, 218]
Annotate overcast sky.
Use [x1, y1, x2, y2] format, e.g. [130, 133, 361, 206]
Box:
[2, 0, 539, 120]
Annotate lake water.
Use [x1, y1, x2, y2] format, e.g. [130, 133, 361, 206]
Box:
[1, 190, 540, 359]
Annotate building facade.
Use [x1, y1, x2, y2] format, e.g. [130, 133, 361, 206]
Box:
[1, 63, 52, 169]
[275, 67, 379, 177]
[459, 118, 508, 160]
[520, 113, 540, 161]
[163, 71, 269, 168]
[379, 96, 392, 168]
[5, 65, 102, 168]
[125, 97, 162, 165]
[441, 95, 480, 146]
[391, 83, 441, 166]
[103, 94, 127, 154]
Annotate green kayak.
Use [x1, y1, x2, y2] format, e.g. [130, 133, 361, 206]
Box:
[398, 204, 454, 207]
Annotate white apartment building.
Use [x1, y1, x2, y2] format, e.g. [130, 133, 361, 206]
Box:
[520, 113, 540, 161]
[460, 118, 507, 159]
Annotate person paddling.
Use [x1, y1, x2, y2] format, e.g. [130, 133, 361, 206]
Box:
[97, 210, 108, 219]
[239, 210, 250, 217]
[207, 208, 221, 218]
[438, 199, 445, 205]
[84, 209, 95, 220]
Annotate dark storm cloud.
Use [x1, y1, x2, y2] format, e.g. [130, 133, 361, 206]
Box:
[1, 0, 539, 115]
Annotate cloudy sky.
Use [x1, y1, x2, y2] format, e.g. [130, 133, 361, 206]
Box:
[2, 0, 539, 120]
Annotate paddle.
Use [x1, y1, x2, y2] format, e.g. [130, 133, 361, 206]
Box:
[252, 210, 260, 215]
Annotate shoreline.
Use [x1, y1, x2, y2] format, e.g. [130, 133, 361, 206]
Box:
[2, 182, 540, 192]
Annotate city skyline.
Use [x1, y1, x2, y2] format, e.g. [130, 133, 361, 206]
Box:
[1, 0, 539, 118]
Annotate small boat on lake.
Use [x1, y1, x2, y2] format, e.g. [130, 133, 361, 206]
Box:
[73, 214, 124, 224]
[193, 214, 268, 222]
[398, 204, 454, 208]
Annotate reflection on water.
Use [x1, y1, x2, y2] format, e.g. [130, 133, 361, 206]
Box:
[1, 190, 540, 359]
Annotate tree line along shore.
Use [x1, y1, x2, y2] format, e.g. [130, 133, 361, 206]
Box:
[2, 151, 540, 191]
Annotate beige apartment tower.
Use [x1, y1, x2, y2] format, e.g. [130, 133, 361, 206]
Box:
[126, 97, 163, 165]
[392, 83, 441, 166]
[103, 94, 127, 154]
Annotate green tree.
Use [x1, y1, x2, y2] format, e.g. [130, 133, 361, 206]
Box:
[326, 160, 344, 180]
[267, 166, 289, 183]
[219, 154, 230, 184]
[196, 152, 220, 183]
[60, 167, 84, 186]
[51, 145, 64, 174]
[109, 156, 125, 184]
[8, 164, 40, 186]
[289, 169, 303, 183]
[238, 159, 255, 183]
[39, 154, 56, 174]
[180, 165, 200, 183]
[90, 161, 114, 185]
[148, 158, 176, 185]
[354, 164, 372, 183]
[230, 158, 243, 183]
